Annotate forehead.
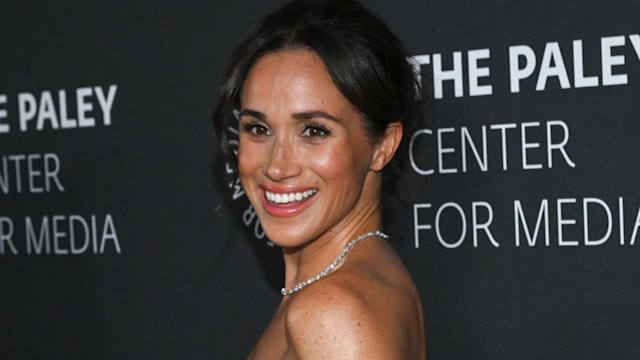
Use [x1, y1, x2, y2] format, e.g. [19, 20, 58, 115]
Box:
[239, 50, 350, 111]
[245, 49, 330, 86]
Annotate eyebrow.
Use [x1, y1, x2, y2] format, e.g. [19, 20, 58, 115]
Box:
[292, 111, 341, 123]
[238, 108, 265, 121]
[238, 108, 341, 123]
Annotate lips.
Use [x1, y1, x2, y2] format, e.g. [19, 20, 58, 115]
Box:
[260, 187, 318, 217]
[264, 189, 318, 204]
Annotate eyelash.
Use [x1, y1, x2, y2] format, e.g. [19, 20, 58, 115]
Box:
[302, 121, 331, 137]
[241, 121, 270, 136]
[239, 120, 331, 138]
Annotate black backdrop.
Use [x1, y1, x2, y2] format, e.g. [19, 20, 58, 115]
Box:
[1, 1, 639, 359]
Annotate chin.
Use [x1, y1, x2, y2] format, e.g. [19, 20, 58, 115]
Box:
[261, 223, 313, 249]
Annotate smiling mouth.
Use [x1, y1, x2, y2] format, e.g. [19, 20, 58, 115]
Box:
[264, 189, 318, 204]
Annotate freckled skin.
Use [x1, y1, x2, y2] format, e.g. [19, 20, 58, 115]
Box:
[240, 50, 426, 359]
[238, 50, 378, 250]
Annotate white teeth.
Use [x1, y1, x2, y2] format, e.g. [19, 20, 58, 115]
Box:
[265, 189, 317, 204]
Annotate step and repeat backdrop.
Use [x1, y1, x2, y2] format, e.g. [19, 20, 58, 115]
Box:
[1, 0, 638, 359]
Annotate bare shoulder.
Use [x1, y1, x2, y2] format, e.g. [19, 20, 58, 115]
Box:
[284, 279, 395, 359]
[284, 241, 425, 359]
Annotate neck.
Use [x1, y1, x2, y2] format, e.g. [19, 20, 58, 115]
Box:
[281, 202, 382, 291]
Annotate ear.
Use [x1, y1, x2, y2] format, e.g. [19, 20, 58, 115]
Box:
[370, 121, 403, 171]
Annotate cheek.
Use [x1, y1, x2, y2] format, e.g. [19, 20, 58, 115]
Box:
[237, 140, 258, 178]
[308, 141, 365, 180]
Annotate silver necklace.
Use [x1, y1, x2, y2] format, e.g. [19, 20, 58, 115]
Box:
[280, 230, 388, 296]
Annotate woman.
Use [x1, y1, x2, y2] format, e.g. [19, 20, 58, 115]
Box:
[213, 0, 426, 358]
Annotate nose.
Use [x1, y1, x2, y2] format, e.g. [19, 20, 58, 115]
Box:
[264, 137, 301, 181]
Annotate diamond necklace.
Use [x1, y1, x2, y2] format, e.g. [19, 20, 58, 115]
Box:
[280, 230, 388, 296]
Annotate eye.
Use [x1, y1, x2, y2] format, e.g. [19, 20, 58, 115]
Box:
[241, 122, 271, 136]
[301, 122, 330, 138]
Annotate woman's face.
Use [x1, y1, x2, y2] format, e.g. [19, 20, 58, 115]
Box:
[238, 50, 390, 248]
